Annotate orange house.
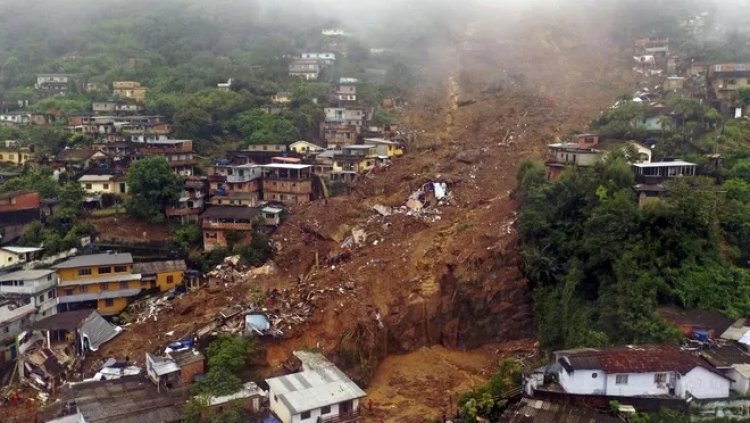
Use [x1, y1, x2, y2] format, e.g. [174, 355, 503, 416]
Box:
[53, 252, 142, 316]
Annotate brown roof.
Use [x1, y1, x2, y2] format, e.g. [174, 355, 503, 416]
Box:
[657, 306, 733, 336]
[701, 345, 750, 368]
[200, 206, 257, 220]
[560, 345, 725, 377]
[132, 260, 186, 276]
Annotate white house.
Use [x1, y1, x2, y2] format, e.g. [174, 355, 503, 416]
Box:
[78, 174, 128, 195]
[0, 246, 43, 270]
[0, 269, 58, 319]
[266, 351, 366, 423]
[553, 345, 730, 400]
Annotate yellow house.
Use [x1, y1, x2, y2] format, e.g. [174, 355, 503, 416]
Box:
[363, 138, 404, 158]
[133, 260, 186, 292]
[333, 145, 378, 173]
[79, 174, 128, 195]
[0, 141, 34, 166]
[289, 140, 324, 155]
[53, 252, 142, 315]
[113, 81, 147, 103]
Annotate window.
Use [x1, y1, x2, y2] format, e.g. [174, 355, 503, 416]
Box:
[101, 282, 109, 291]
[300, 411, 311, 420]
[104, 299, 114, 307]
[166, 275, 174, 284]
[2, 327, 8, 334]
[103, 184, 109, 190]
[49, 289, 57, 299]
[38, 295, 44, 303]
[98, 266, 112, 274]
[615, 375, 629, 385]
[120, 281, 129, 290]
[654, 373, 667, 384]
[114, 265, 127, 273]
[321, 406, 331, 415]
[85, 183, 92, 189]
[64, 288, 74, 296]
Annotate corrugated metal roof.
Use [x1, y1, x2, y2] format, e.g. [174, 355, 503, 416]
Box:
[132, 260, 186, 276]
[53, 253, 133, 269]
[266, 360, 366, 415]
[80, 311, 121, 351]
[72, 375, 180, 423]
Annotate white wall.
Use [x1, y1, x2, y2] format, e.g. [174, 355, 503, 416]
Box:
[727, 368, 750, 394]
[269, 392, 292, 423]
[678, 367, 730, 399]
[605, 372, 671, 397]
[559, 369, 606, 394]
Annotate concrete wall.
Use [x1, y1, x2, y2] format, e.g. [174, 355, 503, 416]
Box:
[678, 367, 730, 399]
[559, 369, 606, 395]
[727, 368, 750, 395]
[605, 372, 671, 397]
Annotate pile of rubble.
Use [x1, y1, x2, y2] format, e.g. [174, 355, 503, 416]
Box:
[373, 180, 452, 223]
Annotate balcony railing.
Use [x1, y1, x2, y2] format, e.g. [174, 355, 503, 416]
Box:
[319, 410, 361, 423]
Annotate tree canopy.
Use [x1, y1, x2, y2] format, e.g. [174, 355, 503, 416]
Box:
[125, 157, 181, 222]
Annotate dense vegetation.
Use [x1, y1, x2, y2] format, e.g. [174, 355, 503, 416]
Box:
[517, 156, 750, 351]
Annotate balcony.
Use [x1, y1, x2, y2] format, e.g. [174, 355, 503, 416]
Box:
[319, 410, 361, 423]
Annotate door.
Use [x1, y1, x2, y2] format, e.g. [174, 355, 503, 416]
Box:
[340, 400, 352, 414]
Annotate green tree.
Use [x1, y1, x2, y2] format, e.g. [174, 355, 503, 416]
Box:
[192, 335, 255, 397]
[126, 157, 181, 222]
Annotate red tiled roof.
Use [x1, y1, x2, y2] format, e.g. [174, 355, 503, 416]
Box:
[562, 345, 724, 376]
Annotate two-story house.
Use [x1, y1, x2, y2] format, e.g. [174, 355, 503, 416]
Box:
[0, 269, 58, 319]
[0, 140, 34, 166]
[262, 164, 315, 205]
[333, 145, 378, 174]
[324, 108, 366, 127]
[134, 139, 195, 176]
[0, 296, 36, 362]
[200, 206, 258, 251]
[321, 124, 360, 150]
[35, 74, 74, 97]
[708, 63, 750, 110]
[209, 164, 263, 207]
[266, 350, 366, 423]
[0, 269, 58, 360]
[551, 345, 730, 400]
[53, 253, 142, 316]
[363, 138, 404, 158]
[166, 177, 208, 223]
[333, 85, 357, 102]
[289, 59, 322, 81]
[132, 260, 186, 293]
[112, 81, 148, 103]
[0, 191, 41, 246]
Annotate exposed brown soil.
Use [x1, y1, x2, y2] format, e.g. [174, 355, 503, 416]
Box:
[10, 7, 641, 423]
[90, 215, 173, 243]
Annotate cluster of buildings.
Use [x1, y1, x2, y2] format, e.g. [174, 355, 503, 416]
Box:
[0, 250, 186, 361]
[519, 309, 750, 421]
[44, 349, 365, 423]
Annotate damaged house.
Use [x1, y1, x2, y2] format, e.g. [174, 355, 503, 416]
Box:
[266, 350, 366, 423]
[19, 309, 120, 392]
[145, 348, 205, 390]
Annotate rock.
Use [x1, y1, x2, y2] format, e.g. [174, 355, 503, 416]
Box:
[456, 149, 481, 164]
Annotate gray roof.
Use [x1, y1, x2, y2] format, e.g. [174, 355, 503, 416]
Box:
[266, 354, 366, 415]
[80, 311, 121, 351]
[132, 260, 186, 276]
[0, 269, 54, 281]
[72, 375, 180, 423]
[53, 253, 133, 269]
